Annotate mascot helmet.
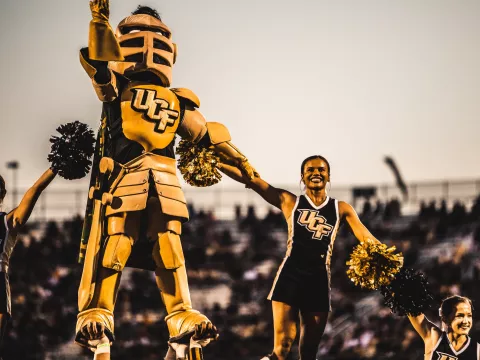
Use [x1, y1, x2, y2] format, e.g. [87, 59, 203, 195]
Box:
[109, 8, 177, 87]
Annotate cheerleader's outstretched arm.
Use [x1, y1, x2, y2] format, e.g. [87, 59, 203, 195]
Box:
[7, 169, 56, 231]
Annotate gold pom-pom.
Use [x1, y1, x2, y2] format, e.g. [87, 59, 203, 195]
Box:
[346, 239, 404, 290]
[177, 139, 222, 187]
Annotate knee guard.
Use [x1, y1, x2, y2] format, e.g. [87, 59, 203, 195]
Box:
[153, 231, 185, 270]
[102, 234, 133, 271]
[75, 308, 115, 349]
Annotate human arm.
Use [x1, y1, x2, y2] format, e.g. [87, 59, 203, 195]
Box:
[217, 162, 295, 212]
[407, 313, 441, 346]
[339, 201, 381, 243]
[6, 169, 56, 231]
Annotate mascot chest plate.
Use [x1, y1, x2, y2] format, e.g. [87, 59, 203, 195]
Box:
[121, 83, 180, 151]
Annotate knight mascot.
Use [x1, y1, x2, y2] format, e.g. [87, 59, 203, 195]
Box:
[76, 1, 257, 358]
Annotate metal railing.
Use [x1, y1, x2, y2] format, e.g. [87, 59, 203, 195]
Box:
[2, 178, 479, 222]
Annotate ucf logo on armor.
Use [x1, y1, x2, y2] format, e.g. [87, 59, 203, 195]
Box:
[130, 88, 179, 133]
[121, 84, 181, 151]
[436, 352, 458, 360]
[297, 210, 334, 240]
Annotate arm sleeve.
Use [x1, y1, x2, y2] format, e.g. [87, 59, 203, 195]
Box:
[80, 47, 119, 102]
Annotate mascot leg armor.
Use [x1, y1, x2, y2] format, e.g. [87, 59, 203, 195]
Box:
[76, 211, 136, 349]
[76, 188, 217, 354]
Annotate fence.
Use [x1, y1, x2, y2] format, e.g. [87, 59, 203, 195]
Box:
[2, 178, 480, 222]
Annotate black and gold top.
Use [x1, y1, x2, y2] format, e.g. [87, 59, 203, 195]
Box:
[285, 195, 340, 268]
[426, 332, 479, 360]
[102, 77, 180, 164]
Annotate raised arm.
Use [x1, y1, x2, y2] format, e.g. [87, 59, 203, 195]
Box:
[87, 0, 123, 62]
[6, 169, 56, 231]
[407, 314, 434, 339]
[217, 162, 295, 212]
[339, 201, 380, 243]
[79, 0, 123, 102]
[407, 313, 441, 350]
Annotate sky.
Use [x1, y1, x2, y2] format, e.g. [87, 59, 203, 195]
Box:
[0, 0, 479, 193]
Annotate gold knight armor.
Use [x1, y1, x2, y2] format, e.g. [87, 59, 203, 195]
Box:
[121, 83, 181, 151]
[77, 1, 257, 358]
[109, 13, 177, 87]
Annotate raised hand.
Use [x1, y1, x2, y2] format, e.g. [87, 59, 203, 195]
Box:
[90, 0, 109, 21]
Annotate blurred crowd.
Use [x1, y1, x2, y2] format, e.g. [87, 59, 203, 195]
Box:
[1, 194, 480, 360]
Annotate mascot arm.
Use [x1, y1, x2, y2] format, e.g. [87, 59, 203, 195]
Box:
[173, 88, 259, 180]
[80, 48, 119, 102]
[173, 87, 206, 144]
[88, 0, 124, 62]
[78, 0, 121, 102]
[203, 122, 259, 180]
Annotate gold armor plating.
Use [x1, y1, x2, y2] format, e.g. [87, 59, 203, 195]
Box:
[109, 14, 177, 87]
[171, 88, 200, 108]
[121, 84, 181, 151]
[88, 3, 124, 62]
[102, 153, 188, 219]
[76, 154, 198, 347]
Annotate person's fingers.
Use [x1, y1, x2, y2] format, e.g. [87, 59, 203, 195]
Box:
[193, 321, 208, 339]
[210, 324, 219, 341]
[85, 323, 94, 339]
[95, 323, 105, 338]
[81, 324, 89, 338]
[193, 321, 219, 341]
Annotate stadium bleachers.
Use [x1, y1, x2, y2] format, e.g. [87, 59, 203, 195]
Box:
[2, 194, 480, 360]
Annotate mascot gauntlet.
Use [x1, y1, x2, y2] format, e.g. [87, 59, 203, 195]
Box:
[205, 122, 259, 180]
[177, 99, 258, 181]
[88, 0, 123, 62]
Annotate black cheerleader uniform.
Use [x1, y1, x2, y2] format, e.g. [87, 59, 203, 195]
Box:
[427, 332, 479, 360]
[268, 195, 340, 312]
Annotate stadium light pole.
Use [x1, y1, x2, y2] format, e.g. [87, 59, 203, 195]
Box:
[6, 161, 19, 209]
